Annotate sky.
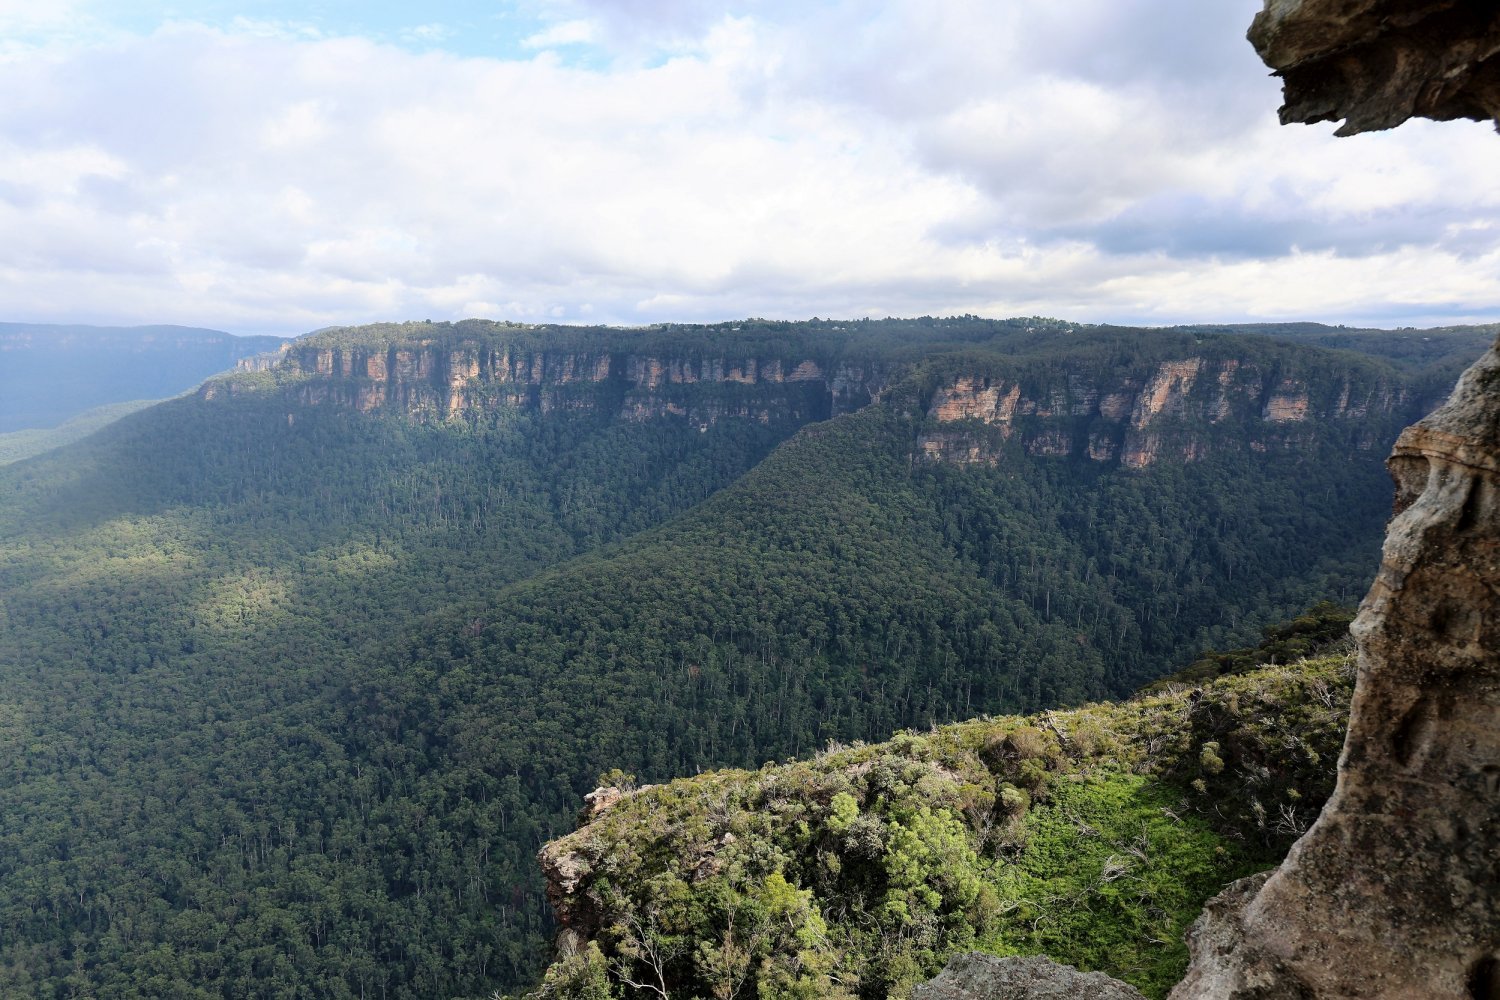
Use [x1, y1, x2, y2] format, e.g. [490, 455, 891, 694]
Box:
[0, 0, 1496, 337]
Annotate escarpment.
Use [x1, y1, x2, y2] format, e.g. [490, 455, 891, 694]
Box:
[917, 355, 1415, 468]
[201, 318, 1451, 471]
[210, 337, 886, 430]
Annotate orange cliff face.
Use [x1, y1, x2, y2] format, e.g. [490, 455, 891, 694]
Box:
[231, 342, 888, 428]
[206, 342, 1417, 469]
[928, 378, 1024, 426]
[1131, 358, 1204, 426]
[916, 357, 1415, 469]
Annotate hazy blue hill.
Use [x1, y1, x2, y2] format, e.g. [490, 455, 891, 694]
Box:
[0, 322, 284, 431]
[0, 398, 164, 465]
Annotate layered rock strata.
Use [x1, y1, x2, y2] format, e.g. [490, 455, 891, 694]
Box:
[207, 333, 1426, 469]
[1249, 0, 1500, 134]
[1171, 335, 1500, 997]
[257, 343, 886, 429]
[917, 358, 1411, 467]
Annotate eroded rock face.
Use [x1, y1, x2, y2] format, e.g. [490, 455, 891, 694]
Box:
[914, 953, 1145, 1000]
[1250, 0, 1500, 134]
[1172, 336, 1500, 998]
[267, 343, 887, 424]
[916, 358, 1410, 467]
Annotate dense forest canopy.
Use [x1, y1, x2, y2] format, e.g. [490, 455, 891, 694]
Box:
[0, 317, 1478, 997]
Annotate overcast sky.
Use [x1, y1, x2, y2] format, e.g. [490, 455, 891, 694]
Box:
[1, 0, 1496, 336]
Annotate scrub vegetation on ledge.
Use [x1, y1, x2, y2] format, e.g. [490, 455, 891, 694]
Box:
[527, 647, 1355, 1000]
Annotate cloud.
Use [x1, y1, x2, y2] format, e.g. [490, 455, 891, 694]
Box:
[404, 23, 454, 45]
[531, 0, 767, 57]
[0, 1, 1494, 336]
[521, 18, 598, 48]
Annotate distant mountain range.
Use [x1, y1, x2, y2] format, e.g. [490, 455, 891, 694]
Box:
[0, 322, 284, 432]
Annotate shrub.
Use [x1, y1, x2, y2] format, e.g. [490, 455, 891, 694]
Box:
[999, 783, 1031, 816]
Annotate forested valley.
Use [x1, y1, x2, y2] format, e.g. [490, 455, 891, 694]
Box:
[0, 317, 1486, 998]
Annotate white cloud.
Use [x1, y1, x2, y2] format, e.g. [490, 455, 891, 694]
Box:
[259, 100, 330, 149]
[405, 23, 454, 44]
[0, 144, 127, 193]
[0, 0, 81, 32]
[522, 18, 599, 48]
[0, 1, 1493, 336]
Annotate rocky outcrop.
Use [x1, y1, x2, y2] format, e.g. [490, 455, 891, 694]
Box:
[914, 953, 1146, 1000]
[1249, 0, 1500, 134]
[929, 379, 1025, 425]
[1132, 359, 1203, 424]
[919, 430, 1005, 465]
[1171, 335, 1500, 998]
[234, 343, 290, 372]
[917, 358, 1412, 468]
[1261, 379, 1310, 422]
[537, 838, 595, 932]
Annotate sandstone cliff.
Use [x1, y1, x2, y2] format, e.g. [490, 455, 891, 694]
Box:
[916, 353, 1414, 468]
[212, 338, 887, 431]
[199, 319, 1443, 470]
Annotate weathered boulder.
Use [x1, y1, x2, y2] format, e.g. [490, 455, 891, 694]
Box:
[1249, 0, 1500, 134]
[1172, 335, 1500, 997]
[914, 953, 1145, 1000]
[581, 784, 627, 820]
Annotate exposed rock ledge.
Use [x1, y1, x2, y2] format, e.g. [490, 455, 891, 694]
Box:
[915, 954, 1145, 1000]
[1250, 0, 1500, 134]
